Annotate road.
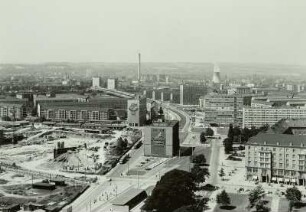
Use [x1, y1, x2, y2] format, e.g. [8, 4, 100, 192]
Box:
[207, 138, 222, 185]
[62, 103, 193, 212]
[107, 144, 144, 178]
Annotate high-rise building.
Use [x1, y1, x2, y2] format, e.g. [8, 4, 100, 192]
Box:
[144, 120, 179, 157]
[180, 84, 207, 105]
[242, 107, 306, 128]
[127, 95, 147, 127]
[92, 77, 101, 88]
[200, 93, 243, 126]
[107, 78, 118, 90]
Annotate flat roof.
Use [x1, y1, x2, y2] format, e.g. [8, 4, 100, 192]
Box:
[38, 102, 112, 111]
[111, 188, 146, 206]
[247, 133, 306, 147]
[35, 93, 86, 100]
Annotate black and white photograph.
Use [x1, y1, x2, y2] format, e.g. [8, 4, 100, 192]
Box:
[0, 0, 306, 211]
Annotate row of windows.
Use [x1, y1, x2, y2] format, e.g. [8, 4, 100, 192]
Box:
[46, 110, 108, 120]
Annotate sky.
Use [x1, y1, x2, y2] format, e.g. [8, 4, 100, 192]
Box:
[0, 0, 306, 65]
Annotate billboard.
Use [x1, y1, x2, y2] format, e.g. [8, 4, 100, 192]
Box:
[151, 128, 166, 156]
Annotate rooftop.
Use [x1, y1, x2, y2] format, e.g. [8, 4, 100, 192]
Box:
[272, 119, 306, 134]
[38, 102, 112, 112]
[247, 133, 306, 147]
[35, 93, 86, 100]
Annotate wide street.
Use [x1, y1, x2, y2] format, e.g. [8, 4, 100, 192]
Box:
[62, 103, 193, 212]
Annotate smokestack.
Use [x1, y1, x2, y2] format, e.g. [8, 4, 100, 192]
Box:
[138, 53, 141, 82]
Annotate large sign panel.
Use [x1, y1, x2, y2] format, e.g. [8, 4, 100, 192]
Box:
[151, 128, 166, 156]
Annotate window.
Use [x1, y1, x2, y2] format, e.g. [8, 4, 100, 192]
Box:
[279, 163, 283, 168]
[92, 111, 99, 120]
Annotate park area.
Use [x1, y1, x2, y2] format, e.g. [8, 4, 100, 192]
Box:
[213, 193, 272, 212]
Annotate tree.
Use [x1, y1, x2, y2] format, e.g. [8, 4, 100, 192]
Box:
[191, 164, 209, 184]
[200, 132, 206, 143]
[224, 138, 233, 154]
[114, 137, 128, 155]
[241, 127, 251, 142]
[217, 190, 231, 206]
[143, 169, 197, 212]
[219, 168, 225, 179]
[159, 107, 164, 115]
[192, 154, 206, 165]
[232, 126, 241, 143]
[286, 187, 302, 203]
[255, 200, 270, 212]
[205, 128, 214, 136]
[249, 186, 266, 208]
[228, 123, 234, 141]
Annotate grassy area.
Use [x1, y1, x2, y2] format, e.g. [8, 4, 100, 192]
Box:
[213, 193, 248, 212]
[213, 193, 272, 212]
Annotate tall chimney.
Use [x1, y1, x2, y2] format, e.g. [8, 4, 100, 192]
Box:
[138, 53, 141, 82]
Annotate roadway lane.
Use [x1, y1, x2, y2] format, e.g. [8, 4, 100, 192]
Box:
[207, 138, 222, 185]
[107, 145, 144, 178]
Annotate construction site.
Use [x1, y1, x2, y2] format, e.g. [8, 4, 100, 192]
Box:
[0, 122, 142, 211]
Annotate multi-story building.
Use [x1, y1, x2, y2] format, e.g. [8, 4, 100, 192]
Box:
[127, 96, 147, 127]
[246, 133, 306, 185]
[242, 107, 306, 128]
[38, 102, 114, 122]
[144, 120, 179, 157]
[0, 102, 27, 120]
[34, 93, 86, 107]
[107, 78, 118, 90]
[92, 77, 102, 88]
[200, 93, 243, 126]
[179, 84, 207, 105]
[251, 100, 273, 108]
